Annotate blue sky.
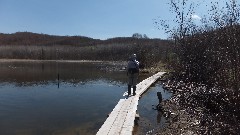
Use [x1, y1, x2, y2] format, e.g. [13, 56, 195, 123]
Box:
[0, 0, 231, 39]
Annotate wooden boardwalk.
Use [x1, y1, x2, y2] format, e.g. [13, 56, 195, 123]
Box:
[96, 72, 165, 135]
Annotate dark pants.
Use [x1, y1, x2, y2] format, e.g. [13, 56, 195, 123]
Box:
[128, 73, 138, 95]
[128, 85, 136, 96]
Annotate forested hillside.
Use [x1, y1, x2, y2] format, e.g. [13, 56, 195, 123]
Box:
[0, 32, 99, 46]
[0, 32, 172, 67]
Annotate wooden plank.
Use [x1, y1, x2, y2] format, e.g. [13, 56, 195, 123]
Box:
[97, 72, 165, 135]
[108, 99, 132, 134]
[122, 97, 138, 128]
[96, 99, 125, 135]
[120, 127, 132, 135]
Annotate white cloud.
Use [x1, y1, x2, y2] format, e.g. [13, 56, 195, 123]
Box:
[191, 14, 201, 20]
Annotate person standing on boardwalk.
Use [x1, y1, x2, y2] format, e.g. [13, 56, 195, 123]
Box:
[127, 54, 139, 96]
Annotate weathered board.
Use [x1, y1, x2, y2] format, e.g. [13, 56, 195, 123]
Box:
[96, 72, 165, 135]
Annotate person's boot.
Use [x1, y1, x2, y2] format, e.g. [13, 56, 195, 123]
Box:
[133, 86, 136, 96]
[128, 85, 131, 96]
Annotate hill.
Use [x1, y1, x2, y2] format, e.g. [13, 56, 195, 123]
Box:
[0, 32, 99, 46]
[0, 32, 167, 46]
[0, 32, 172, 67]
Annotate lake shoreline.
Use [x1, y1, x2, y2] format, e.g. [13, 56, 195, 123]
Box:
[0, 59, 167, 74]
[154, 75, 240, 135]
[0, 58, 126, 64]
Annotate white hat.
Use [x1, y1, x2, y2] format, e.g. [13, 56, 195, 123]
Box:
[131, 54, 136, 58]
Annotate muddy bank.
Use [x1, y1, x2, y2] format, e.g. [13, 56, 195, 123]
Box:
[154, 73, 240, 135]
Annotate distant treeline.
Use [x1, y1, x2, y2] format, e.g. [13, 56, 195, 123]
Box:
[0, 32, 98, 46]
[0, 32, 173, 67]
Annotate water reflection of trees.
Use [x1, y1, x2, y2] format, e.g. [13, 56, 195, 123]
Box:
[0, 61, 147, 86]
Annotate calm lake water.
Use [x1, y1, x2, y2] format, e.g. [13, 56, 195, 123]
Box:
[135, 82, 172, 135]
[0, 60, 171, 135]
